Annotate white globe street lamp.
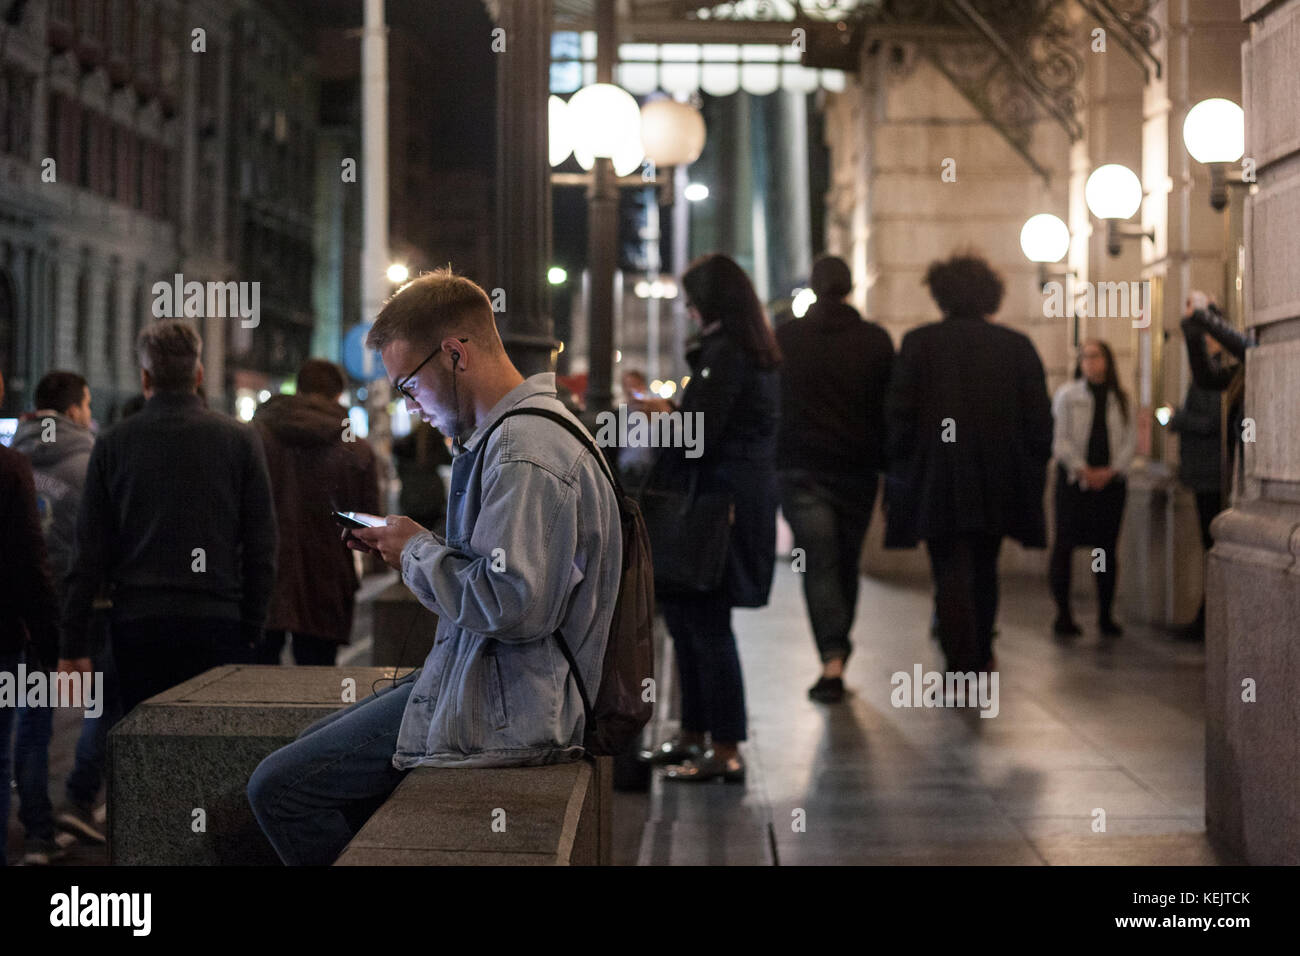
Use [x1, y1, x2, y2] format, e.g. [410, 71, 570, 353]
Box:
[548, 96, 573, 168]
[1182, 98, 1246, 210]
[1019, 213, 1070, 263]
[1020, 213, 1074, 291]
[1085, 164, 1152, 256]
[640, 98, 706, 168]
[568, 83, 645, 175]
[1020, 213, 1073, 291]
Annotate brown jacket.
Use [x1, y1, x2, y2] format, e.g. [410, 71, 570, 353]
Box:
[0, 445, 59, 663]
[254, 393, 379, 643]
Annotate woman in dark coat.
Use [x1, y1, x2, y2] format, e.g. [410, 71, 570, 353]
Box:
[635, 253, 780, 783]
[885, 253, 1053, 674]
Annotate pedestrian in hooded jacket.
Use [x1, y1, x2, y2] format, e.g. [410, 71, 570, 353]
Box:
[253, 359, 380, 664]
[11, 371, 110, 860]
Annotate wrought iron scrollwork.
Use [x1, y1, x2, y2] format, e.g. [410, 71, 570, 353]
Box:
[1076, 0, 1162, 79]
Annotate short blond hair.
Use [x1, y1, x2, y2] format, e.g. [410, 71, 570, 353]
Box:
[367, 268, 504, 356]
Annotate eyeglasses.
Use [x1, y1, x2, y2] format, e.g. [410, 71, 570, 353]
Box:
[394, 338, 467, 402]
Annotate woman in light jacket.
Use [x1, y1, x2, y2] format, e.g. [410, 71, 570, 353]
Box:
[1050, 339, 1135, 637]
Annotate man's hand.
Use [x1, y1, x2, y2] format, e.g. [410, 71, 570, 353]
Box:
[1081, 466, 1116, 490]
[57, 657, 93, 677]
[349, 515, 428, 571]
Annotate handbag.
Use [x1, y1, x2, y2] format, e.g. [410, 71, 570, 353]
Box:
[636, 452, 734, 595]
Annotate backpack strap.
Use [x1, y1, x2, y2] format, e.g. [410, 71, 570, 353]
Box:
[476, 405, 627, 505]
[470, 404, 617, 730]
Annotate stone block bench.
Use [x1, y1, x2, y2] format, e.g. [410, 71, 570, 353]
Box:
[108, 664, 395, 865]
[335, 757, 612, 866]
[109, 665, 611, 865]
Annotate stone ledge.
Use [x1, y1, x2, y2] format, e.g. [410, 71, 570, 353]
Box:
[109, 665, 396, 865]
[335, 758, 611, 866]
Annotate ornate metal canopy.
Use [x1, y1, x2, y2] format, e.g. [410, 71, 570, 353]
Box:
[489, 0, 1162, 182]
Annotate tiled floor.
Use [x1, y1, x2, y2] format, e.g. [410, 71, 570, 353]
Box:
[7, 564, 1227, 866]
[638, 562, 1230, 866]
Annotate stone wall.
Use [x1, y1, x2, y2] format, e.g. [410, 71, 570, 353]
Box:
[1203, 0, 1300, 865]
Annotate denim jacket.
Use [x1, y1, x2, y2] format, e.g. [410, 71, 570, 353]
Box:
[392, 374, 622, 769]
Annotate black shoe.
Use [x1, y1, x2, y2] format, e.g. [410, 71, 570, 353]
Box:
[808, 676, 845, 704]
[1053, 615, 1082, 637]
[1099, 617, 1123, 637]
[662, 750, 745, 784]
[638, 737, 705, 765]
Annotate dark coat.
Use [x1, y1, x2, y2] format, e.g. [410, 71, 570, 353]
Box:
[1181, 308, 1250, 499]
[775, 299, 895, 476]
[254, 393, 379, 644]
[884, 315, 1053, 548]
[661, 326, 780, 608]
[1170, 381, 1223, 494]
[62, 392, 278, 658]
[0, 446, 60, 665]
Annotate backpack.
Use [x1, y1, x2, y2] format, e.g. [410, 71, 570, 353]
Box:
[476, 406, 655, 756]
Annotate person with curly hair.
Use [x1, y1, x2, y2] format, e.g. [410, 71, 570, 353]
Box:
[885, 253, 1054, 674]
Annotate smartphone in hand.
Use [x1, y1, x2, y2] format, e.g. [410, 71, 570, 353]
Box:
[332, 511, 386, 529]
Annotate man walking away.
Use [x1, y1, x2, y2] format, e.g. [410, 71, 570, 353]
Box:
[254, 359, 379, 665]
[776, 255, 895, 703]
[885, 253, 1053, 674]
[59, 320, 278, 714]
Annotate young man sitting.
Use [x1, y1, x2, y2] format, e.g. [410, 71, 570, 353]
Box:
[247, 269, 621, 866]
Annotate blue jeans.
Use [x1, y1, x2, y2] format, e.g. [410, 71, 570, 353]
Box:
[12, 648, 57, 843]
[65, 632, 122, 808]
[1, 649, 17, 863]
[247, 672, 416, 866]
[779, 471, 877, 664]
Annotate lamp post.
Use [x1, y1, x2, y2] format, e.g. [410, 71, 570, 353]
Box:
[1085, 163, 1152, 257]
[1182, 98, 1246, 212]
[550, 72, 706, 411]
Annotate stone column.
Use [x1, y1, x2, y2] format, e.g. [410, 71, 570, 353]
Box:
[1123, 0, 1247, 629]
[493, 0, 558, 379]
[1204, 0, 1300, 866]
